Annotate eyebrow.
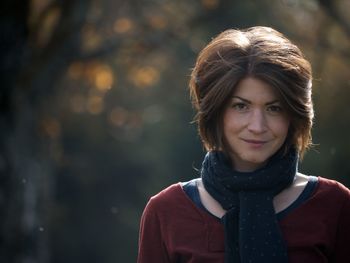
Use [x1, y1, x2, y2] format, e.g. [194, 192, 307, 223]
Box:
[232, 96, 280, 105]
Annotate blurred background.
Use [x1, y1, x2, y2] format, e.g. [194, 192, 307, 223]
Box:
[1, 0, 349, 262]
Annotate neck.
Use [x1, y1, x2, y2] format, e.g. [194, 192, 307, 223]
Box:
[229, 154, 267, 173]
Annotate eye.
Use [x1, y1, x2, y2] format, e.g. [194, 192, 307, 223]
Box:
[232, 102, 248, 111]
[267, 105, 283, 113]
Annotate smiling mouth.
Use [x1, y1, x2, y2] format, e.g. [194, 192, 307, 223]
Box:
[242, 139, 268, 146]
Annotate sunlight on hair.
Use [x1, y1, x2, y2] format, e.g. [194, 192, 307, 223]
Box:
[235, 31, 250, 47]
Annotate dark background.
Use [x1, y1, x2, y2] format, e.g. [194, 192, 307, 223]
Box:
[1, 0, 350, 262]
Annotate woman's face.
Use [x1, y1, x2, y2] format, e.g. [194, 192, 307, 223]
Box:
[222, 77, 290, 172]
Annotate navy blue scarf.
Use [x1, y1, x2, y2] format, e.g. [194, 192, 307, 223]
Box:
[201, 148, 298, 263]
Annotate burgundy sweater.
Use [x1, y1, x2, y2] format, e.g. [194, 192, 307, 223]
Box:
[138, 177, 350, 263]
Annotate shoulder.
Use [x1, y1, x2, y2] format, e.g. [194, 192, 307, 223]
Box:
[151, 183, 183, 202]
[316, 176, 350, 197]
[311, 176, 350, 212]
[142, 183, 188, 216]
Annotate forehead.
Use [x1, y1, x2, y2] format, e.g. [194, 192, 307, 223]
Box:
[232, 77, 279, 102]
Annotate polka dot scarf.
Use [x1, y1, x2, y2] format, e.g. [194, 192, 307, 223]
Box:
[201, 148, 298, 263]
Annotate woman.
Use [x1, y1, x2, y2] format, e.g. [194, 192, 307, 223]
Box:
[137, 27, 350, 263]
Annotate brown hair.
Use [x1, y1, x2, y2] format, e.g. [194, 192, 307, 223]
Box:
[189, 26, 313, 158]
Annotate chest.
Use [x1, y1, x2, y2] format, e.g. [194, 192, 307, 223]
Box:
[165, 207, 336, 263]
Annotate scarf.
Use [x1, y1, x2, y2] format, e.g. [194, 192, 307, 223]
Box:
[201, 148, 298, 263]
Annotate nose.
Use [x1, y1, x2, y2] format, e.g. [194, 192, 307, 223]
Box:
[247, 109, 267, 134]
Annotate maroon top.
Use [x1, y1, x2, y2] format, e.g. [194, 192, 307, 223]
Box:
[137, 177, 350, 263]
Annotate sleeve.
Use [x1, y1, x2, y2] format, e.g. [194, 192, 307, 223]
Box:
[330, 183, 350, 263]
[137, 198, 171, 263]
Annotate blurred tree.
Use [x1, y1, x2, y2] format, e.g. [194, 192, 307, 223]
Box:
[0, 1, 30, 261]
[0, 0, 122, 261]
[0, 0, 199, 261]
[318, 0, 350, 37]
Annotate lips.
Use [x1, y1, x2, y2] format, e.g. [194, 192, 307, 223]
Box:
[242, 139, 268, 147]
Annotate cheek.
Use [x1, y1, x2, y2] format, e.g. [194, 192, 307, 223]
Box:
[275, 119, 290, 139]
[223, 114, 241, 135]
[222, 112, 232, 133]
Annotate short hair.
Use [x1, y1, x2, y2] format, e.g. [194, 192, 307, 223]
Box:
[189, 26, 313, 158]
